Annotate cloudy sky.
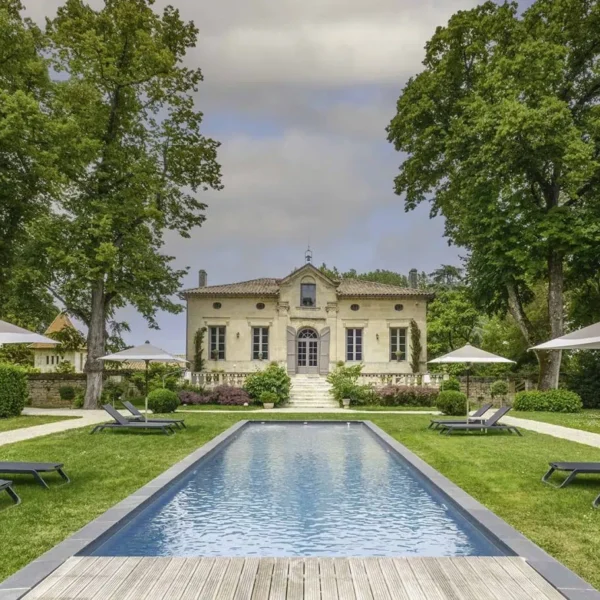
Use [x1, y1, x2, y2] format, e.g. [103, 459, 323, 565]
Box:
[28, 0, 531, 352]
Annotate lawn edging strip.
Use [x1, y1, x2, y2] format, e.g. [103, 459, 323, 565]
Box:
[365, 421, 600, 600]
[1, 418, 598, 600]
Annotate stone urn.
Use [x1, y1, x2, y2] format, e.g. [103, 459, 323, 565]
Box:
[342, 398, 351, 409]
[263, 402, 275, 410]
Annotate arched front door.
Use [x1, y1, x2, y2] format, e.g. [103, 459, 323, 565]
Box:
[297, 328, 319, 374]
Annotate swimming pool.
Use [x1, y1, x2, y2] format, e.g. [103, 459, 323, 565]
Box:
[89, 422, 506, 557]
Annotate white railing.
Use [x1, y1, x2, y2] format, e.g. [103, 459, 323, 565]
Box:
[191, 372, 251, 389]
[357, 373, 445, 388]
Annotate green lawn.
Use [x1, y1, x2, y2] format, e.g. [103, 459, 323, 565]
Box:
[1, 413, 600, 589]
[348, 405, 437, 412]
[513, 410, 600, 434]
[177, 404, 260, 411]
[0, 415, 77, 433]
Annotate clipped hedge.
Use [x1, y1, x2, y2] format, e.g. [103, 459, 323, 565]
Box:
[436, 390, 467, 416]
[378, 385, 438, 407]
[147, 388, 179, 413]
[59, 386, 76, 401]
[0, 363, 28, 418]
[514, 389, 582, 413]
[207, 385, 250, 406]
[440, 378, 461, 392]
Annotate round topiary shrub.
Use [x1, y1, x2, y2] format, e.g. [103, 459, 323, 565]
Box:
[147, 388, 179, 413]
[59, 386, 76, 401]
[440, 378, 461, 392]
[0, 363, 28, 418]
[513, 390, 545, 411]
[436, 390, 467, 416]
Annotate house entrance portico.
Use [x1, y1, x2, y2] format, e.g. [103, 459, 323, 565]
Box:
[297, 328, 319, 374]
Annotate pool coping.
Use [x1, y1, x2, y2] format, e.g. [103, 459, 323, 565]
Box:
[0, 419, 598, 600]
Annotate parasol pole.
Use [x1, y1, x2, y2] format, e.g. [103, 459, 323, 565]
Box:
[145, 359, 149, 422]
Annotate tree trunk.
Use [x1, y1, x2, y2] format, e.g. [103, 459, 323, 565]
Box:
[536, 249, 564, 390]
[84, 279, 106, 409]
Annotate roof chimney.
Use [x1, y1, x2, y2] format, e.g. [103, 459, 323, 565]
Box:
[409, 268, 418, 289]
[198, 270, 207, 288]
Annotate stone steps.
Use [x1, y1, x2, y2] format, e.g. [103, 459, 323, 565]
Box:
[288, 375, 338, 408]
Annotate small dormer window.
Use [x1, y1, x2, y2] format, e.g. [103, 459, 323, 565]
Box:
[301, 283, 316, 307]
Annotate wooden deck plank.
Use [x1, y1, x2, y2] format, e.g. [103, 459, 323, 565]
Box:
[287, 558, 304, 600]
[469, 558, 527, 600]
[377, 558, 410, 600]
[22, 557, 88, 600]
[420, 559, 465, 600]
[493, 557, 565, 600]
[61, 557, 127, 600]
[197, 557, 229, 600]
[251, 558, 274, 600]
[433, 558, 485, 600]
[91, 557, 142, 600]
[349, 558, 374, 600]
[304, 558, 320, 600]
[319, 558, 339, 600]
[406, 558, 448, 600]
[269, 558, 289, 600]
[233, 558, 260, 600]
[392, 559, 428, 600]
[50, 558, 112, 600]
[160, 558, 200, 599]
[120, 558, 171, 600]
[218, 558, 246, 600]
[449, 558, 507, 600]
[334, 559, 356, 600]
[362, 558, 391, 600]
[180, 557, 216, 600]
[143, 557, 188, 600]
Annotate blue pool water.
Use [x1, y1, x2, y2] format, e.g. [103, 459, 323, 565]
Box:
[90, 423, 505, 557]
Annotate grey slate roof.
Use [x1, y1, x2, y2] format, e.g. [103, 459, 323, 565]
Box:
[182, 277, 433, 299]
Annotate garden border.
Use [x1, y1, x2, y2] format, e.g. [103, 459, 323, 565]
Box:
[0, 419, 597, 600]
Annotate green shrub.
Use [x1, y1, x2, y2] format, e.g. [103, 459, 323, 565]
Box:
[514, 389, 582, 413]
[243, 363, 290, 405]
[260, 391, 278, 405]
[436, 390, 467, 416]
[490, 380, 508, 397]
[440, 378, 461, 392]
[147, 388, 179, 413]
[327, 363, 363, 401]
[59, 386, 76, 401]
[72, 391, 85, 409]
[0, 363, 28, 418]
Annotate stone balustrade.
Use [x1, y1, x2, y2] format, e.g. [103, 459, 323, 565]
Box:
[357, 373, 445, 388]
[191, 372, 251, 389]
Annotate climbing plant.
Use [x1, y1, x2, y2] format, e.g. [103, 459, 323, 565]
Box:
[410, 320, 422, 374]
[193, 327, 207, 372]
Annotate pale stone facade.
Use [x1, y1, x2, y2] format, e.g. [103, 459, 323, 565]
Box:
[183, 263, 432, 375]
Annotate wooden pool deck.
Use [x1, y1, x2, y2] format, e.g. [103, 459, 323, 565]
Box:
[22, 556, 565, 599]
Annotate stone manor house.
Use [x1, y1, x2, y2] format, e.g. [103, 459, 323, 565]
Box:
[183, 259, 433, 384]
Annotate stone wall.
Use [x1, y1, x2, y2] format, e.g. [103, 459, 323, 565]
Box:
[459, 376, 536, 405]
[27, 374, 87, 408]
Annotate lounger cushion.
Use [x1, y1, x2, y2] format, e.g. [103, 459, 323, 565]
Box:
[549, 462, 600, 472]
[0, 462, 64, 472]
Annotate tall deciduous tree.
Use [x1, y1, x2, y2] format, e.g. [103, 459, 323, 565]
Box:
[387, 0, 600, 389]
[38, 0, 222, 408]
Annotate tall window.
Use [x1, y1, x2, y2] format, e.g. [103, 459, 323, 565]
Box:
[390, 328, 407, 361]
[252, 327, 269, 360]
[301, 283, 316, 307]
[209, 326, 226, 360]
[346, 328, 363, 361]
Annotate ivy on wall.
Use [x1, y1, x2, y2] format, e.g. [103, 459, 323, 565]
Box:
[193, 327, 207, 372]
[410, 320, 422, 374]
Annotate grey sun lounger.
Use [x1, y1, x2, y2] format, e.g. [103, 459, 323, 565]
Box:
[122, 400, 186, 429]
[91, 404, 176, 435]
[542, 462, 600, 508]
[0, 479, 20, 505]
[0, 462, 70, 489]
[439, 406, 521, 436]
[429, 403, 493, 429]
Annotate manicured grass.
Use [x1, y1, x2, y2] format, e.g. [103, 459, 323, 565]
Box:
[0, 415, 77, 433]
[349, 405, 437, 412]
[177, 404, 259, 411]
[1, 413, 600, 589]
[513, 410, 600, 434]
